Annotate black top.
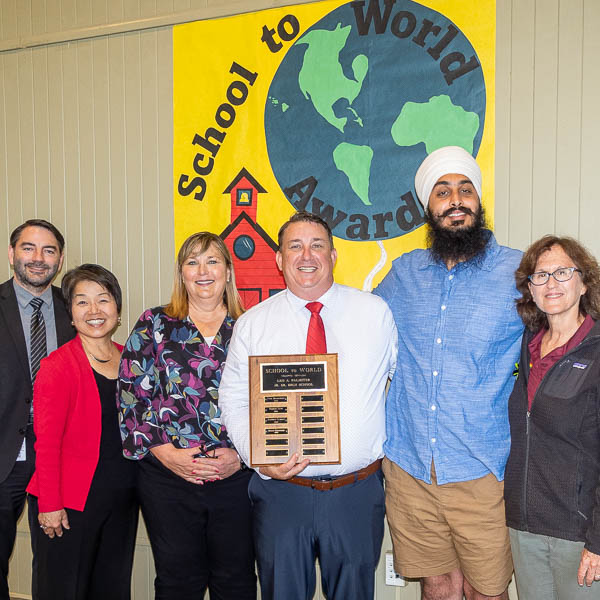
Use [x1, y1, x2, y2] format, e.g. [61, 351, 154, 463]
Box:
[92, 369, 136, 489]
[504, 320, 600, 554]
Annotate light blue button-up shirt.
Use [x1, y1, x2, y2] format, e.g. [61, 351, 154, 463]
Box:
[374, 233, 524, 484]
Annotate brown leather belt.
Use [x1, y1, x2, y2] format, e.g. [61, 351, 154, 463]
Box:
[287, 459, 382, 491]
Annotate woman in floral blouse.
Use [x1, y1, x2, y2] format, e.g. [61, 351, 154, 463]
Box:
[118, 232, 256, 599]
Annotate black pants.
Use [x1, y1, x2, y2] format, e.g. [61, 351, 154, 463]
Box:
[138, 455, 256, 600]
[0, 427, 36, 600]
[29, 468, 138, 600]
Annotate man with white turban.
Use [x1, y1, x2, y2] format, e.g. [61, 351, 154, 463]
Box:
[374, 146, 524, 600]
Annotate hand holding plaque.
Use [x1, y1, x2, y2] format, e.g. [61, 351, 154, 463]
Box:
[248, 354, 340, 466]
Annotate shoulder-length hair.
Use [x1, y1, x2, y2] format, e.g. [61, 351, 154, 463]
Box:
[164, 232, 244, 320]
[515, 235, 600, 331]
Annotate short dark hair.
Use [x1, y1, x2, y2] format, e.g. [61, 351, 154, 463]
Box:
[516, 235, 600, 331]
[10, 219, 65, 254]
[61, 264, 122, 319]
[277, 211, 334, 249]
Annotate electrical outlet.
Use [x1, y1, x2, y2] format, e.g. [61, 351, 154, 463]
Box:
[385, 552, 406, 587]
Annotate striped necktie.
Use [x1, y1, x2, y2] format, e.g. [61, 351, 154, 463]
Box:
[29, 296, 47, 383]
[305, 302, 327, 354]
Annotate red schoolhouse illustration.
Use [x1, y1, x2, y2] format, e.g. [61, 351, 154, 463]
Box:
[220, 168, 286, 309]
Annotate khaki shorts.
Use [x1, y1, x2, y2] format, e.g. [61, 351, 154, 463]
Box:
[383, 458, 513, 596]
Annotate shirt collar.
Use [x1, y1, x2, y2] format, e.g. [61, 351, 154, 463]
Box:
[528, 313, 596, 360]
[285, 283, 337, 314]
[13, 278, 53, 310]
[418, 229, 497, 273]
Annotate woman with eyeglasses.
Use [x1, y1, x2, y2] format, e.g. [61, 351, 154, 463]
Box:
[504, 235, 600, 599]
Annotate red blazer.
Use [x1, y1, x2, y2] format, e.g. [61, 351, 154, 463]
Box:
[27, 335, 123, 512]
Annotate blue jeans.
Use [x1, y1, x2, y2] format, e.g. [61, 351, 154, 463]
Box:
[509, 528, 599, 599]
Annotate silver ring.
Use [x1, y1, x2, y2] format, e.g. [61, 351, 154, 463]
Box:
[39, 525, 44, 529]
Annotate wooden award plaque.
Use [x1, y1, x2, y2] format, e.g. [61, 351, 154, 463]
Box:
[249, 354, 340, 466]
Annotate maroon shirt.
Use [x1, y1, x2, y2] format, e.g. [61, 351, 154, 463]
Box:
[527, 314, 595, 411]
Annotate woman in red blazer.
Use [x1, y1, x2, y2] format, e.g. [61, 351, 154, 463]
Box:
[27, 264, 137, 600]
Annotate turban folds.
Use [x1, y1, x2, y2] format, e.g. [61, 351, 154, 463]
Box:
[414, 146, 482, 207]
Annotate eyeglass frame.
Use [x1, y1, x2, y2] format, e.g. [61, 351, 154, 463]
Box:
[527, 266, 582, 286]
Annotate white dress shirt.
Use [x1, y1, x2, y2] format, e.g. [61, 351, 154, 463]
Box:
[219, 283, 398, 478]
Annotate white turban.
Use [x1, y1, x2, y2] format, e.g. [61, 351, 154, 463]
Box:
[414, 146, 482, 207]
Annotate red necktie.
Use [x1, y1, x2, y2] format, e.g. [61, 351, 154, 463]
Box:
[305, 302, 327, 354]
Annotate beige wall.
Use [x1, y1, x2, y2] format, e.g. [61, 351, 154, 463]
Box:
[2, 0, 599, 598]
[495, 0, 600, 257]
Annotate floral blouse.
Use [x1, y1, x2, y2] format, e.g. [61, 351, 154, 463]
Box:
[118, 306, 235, 459]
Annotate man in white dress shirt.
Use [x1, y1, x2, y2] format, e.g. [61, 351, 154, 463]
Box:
[219, 211, 397, 600]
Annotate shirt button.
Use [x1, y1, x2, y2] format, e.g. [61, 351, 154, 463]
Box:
[431, 405, 436, 411]
[448, 275, 454, 280]
[433, 371, 438, 376]
[441, 305, 446, 310]
[431, 438, 437, 443]
[436, 338, 442, 344]
[19, 427, 27, 435]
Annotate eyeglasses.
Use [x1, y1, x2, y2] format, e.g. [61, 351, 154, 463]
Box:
[528, 267, 582, 286]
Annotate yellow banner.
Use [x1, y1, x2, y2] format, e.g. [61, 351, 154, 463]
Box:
[174, 0, 495, 305]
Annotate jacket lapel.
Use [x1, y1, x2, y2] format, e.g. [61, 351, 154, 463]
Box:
[52, 286, 75, 346]
[0, 279, 30, 379]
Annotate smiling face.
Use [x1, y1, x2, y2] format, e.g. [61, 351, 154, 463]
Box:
[529, 245, 587, 322]
[427, 173, 480, 229]
[276, 221, 337, 301]
[71, 280, 119, 341]
[8, 226, 64, 294]
[181, 243, 230, 306]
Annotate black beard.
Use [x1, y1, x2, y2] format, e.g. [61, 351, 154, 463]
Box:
[425, 205, 489, 265]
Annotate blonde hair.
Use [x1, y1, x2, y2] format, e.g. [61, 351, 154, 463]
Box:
[164, 232, 244, 320]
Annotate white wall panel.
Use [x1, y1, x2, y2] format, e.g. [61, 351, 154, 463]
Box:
[494, 0, 511, 243]
[0, 55, 9, 259]
[554, 0, 583, 238]
[507, 0, 535, 250]
[579, 0, 600, 254]
[495, 0, 600, 258]
[531, 0, 558, 240]
[32, 48, 52, 219]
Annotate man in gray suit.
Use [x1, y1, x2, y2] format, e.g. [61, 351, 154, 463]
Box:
[0, 219, 74, 600]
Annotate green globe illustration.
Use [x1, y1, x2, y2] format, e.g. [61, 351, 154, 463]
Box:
[265, 0, 486, 241]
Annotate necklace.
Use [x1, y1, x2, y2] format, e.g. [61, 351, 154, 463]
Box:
[89, 353, 111, 363]
[82, 343, 114, 364]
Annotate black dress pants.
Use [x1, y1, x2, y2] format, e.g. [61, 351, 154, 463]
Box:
[0, 427, 36, 600]
[138, 455, 256, 600]
[29, 472, 138, 600]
